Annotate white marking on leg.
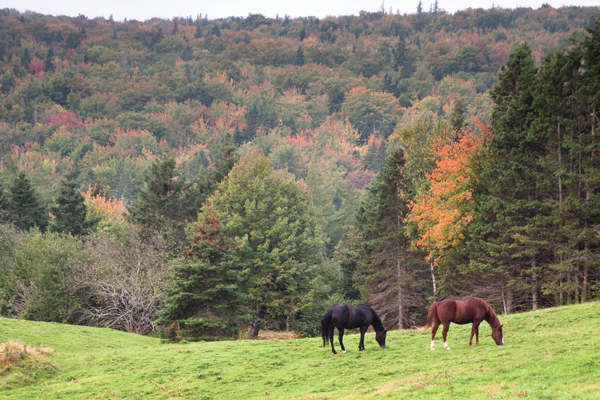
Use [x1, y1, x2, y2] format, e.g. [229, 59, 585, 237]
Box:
[444, 341, 451, 350]
[343, 350, 346, 353]
[502, 337, 504, 345]
[430, 340, 435, 351]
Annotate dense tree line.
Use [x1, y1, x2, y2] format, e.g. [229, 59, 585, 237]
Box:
[1, 6, 600, 340]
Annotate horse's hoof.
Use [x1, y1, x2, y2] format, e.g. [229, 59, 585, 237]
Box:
[343, 350, 346, 353]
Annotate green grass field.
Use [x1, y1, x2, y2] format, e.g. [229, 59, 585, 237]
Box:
[1, 302, 599, 399]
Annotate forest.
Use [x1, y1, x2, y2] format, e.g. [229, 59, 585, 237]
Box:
[0, 4, 599, 341]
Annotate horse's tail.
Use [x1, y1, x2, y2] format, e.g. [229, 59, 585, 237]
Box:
[419, 302, 438, 330]
[321, 309, 333, 347]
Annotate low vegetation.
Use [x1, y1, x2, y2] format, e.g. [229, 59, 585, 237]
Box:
[0, 341, 56, 391]
[1, 302, 599, 399]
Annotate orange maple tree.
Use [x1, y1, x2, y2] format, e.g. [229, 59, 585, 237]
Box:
[409, 118, 491, 266]
[83, 187, 127, 231]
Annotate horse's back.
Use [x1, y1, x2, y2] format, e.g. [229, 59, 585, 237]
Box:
[329, 304, 374, 330]
[441, 298, 488, 324]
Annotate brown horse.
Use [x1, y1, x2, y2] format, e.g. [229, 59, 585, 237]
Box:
[421, 298, 503, 350]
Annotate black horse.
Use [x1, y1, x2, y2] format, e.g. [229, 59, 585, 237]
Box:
[321, 304, 387, 354]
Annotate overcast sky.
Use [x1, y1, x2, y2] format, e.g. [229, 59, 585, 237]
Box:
[3, 0, 599, 21]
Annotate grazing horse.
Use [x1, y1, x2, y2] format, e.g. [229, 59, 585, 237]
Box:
[321, 304, 387, 355]
[421, 298, 504, 350]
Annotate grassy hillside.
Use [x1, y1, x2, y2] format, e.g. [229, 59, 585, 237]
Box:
[1, 303, 599, 399]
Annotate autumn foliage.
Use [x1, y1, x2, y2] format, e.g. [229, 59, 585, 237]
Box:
[409, 119, 491, 265]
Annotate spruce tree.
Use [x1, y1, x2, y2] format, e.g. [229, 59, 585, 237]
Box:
[295, 45, 305, 66]
[126, 157, 192, 248]
[6, 172, 48, 232]
[49, 173, 97, 236]
[449, 99, 465, 133]
[468, 43, 547, 311]
[157, 212, 250, 340]
[356, 147, 429, 329]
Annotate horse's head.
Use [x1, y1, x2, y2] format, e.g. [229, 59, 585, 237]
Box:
[491, 324, 504, 345]
[375, 329, 387, 349]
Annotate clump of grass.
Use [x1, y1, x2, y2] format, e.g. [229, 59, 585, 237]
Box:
[0, 341, 54, 367]
[0, 341, 56, 391]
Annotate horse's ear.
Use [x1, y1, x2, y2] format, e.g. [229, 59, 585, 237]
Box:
[384, 329, 388, 333]
[500, 324, 504, 328]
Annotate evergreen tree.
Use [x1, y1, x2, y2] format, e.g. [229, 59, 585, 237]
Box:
[356, 147, 429, 329]
[194, 25, 202, 38]
[468, 43, 547, 312]
[21, 48, 31, 69]
[393, 37, 415, 78]
[50, 174, 97, 236]
[295, 45, 305, 66]
[128, 142, 236, 251]
[126, 157, 192, 249]
[157, 212, 250, 340]
[206, 151, 326, 338]
[449, 99, 465, 134]
[6, 172, 48, 232]
[44, 51, 54, 72]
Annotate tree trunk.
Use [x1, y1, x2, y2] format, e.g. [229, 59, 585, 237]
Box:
[250, 306, 261, 339]
[502, 287, 507, 315]
[507, 287, 513, 314]
[397, 256, 404, 330]
[532, 257, 538, 311]
[559, 279, 563, 306]
[574, 272, 579, 304]
[582, 267, 588, 303]
[430, 262, 437, 298]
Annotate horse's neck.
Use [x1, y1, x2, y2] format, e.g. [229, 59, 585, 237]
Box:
[370, 313, 384, 332]
[484, 308, 500, 329]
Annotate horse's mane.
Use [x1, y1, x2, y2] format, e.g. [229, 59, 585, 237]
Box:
[480, 298, 501, 328]
[365, 305, 385, 331]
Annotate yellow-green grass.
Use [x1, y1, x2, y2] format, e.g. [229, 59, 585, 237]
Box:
[1, 303, 599, 399]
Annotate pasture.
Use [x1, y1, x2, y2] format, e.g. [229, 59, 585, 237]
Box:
[1, 302, 599, 399]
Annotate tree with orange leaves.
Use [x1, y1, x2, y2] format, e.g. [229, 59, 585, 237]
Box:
[409, 119, 491, 271]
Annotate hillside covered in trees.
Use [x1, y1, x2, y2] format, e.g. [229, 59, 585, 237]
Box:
[1, 5, 599, 340]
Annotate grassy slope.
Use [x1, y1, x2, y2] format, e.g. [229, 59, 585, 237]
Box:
[1, 303, 599, 399]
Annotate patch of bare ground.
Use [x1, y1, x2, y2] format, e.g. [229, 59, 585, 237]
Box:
[257, 330, 298, 340]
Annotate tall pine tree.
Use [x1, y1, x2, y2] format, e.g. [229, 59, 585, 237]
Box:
[50, 173, 97, 236]
[6, 172, 48, 232]
[356, 147, 429, 329]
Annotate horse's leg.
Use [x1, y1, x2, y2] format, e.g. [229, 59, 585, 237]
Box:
[338, 328, 346, 353]
[475, 323, 480, 345]
[442, 323, 451, 350]
[359, 325, 368, 351]
[469, 320, 480, 347]
[329, 327, 337, 354]
[431, 321, 440, 351]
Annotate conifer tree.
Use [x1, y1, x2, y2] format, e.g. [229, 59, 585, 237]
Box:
[50, 173, 98, 236]
[449, 99, 465, 133]
[127, 157, 193, 249]
[206, 151, 325, 338]
[6, 172, 48, 232]
[157, 212, 250, 340]
[468, 43, 547, 312]
[356, 147, 429, 329]
[295, 45, 305, 66]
